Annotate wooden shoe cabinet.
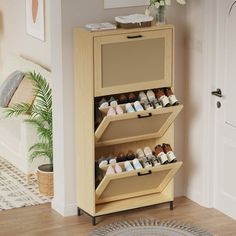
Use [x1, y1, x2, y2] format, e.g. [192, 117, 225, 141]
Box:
[74, 25, 183, 225]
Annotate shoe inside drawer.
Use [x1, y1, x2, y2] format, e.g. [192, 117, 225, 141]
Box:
[96, 162, 182, 204]
[95, 105, 183, 147]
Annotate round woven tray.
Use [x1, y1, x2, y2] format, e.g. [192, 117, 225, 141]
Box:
[116, 21, 152, 29]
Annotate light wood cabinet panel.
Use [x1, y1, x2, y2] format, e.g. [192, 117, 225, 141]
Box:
[94, 28, 174, 96]
[96, 162, 182, 204]
[95, 105, 183, 147]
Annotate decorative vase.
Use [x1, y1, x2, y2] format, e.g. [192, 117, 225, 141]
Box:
[156, 6, 166, 24]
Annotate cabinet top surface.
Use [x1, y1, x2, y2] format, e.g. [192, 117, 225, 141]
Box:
[75, 24, 174, 37]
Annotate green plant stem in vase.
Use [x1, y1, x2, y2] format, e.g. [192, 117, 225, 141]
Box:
[156, 5, 166, 24]
[146, 0, 187, 24]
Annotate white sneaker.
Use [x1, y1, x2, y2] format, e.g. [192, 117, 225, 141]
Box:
[124, 161, 134, 171]
[132, 158, 143, 170]
[147, 90, 156, 102]
[136, 148, 145, 158]
[142, 156, 152, 168]
[139, 91, 148, 102]
[125, 103, 135, 113]
[134, 101, 144, 112]
[144, 146, 153, 158]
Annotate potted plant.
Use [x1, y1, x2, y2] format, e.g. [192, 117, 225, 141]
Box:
[5, 72, 53, 196]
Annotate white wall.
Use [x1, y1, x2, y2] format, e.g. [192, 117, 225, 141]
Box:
[51, 0, 187, 216]
[0, 0, 51, 71]
[184, 0, 216, 207]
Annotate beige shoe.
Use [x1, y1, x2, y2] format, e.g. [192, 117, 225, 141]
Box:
[106, 165, 115, 175]
[114, 164, 122, 173]
[116, 105, 124, 115]
[107, 107, 116, 116]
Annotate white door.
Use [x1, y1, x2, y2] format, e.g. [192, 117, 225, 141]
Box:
[214, 0, 236, 219]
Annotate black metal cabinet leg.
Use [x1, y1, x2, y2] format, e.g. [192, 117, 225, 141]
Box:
[77, 207, 81, 216]
[170, 201, 174, 210]
[92, 216, 96, 226]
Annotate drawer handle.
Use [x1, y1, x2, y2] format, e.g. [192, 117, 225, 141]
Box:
[138, 170, 152, 176]
[138, 113, 152, 119]
[127, 35, 143, 39]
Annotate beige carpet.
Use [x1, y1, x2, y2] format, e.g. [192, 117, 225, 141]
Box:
[0, 156, 51, 210]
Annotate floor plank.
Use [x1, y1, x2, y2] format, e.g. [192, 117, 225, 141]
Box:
[0, 197, 235, 236]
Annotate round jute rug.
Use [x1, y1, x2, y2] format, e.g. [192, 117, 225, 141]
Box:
[89, 219, 213, 236]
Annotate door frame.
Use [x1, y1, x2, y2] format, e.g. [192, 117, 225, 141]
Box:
[200, 0, 218, 208]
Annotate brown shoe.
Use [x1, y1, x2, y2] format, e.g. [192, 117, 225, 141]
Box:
[164, 88, 179, 106]
[118, 94, 128, 104]
[128, 92, 136, 103]
[154, 145, 168, 164]
[156, 89, 170, 107]
[126, 150, 135, 160]
[116, 152, 126, 162]
[162, 143, 177, 163]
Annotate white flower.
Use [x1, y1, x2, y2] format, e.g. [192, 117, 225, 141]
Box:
[165, 0, 171, 6]
[145, 8, 150, 16]
[176, 0, 186, 5]
[160, 0, 165, 6]
[155, 2, 160, 8]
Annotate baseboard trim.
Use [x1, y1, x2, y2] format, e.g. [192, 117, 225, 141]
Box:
[52, 199, 77, 216]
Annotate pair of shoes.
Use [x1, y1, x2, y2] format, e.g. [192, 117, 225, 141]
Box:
[165, 88, 179, 106]
[156, 89, 170, 107]
[141, 156, 153, 168]
[154, 145, 169, 164]
[125, 158, 143, 171]
[149, 155, 161, 166]
[139, 90, 161, 110]
[107, 105, 123, 116]
[162, 143, 177, 163]
[99, 96, 118, 108]
[139, 90, 155, 103]
[136, 146, 153, 158]
[136, 147, 161, 167]
[98, 155, 117, 168]
[118, 93, 137, 104]
[116, 150, 135, 162]
[106, 164, 123, 175]
[125, 101, 144, 113]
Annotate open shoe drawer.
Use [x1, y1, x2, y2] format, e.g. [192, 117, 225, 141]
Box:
[95, 105, 183, 147]
[96, 161, 182, 204]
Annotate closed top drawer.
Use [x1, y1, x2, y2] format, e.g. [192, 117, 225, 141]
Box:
[94, 28, 174, 97]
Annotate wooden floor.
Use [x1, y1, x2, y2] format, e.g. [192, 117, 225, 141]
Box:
[0, 197, 235, 236]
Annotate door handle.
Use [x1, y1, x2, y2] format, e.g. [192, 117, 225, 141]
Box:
[138, 113, 152, 119]
[127, 35, 143, 39]
[211, 88, 223, 98]
[137, 170, 152, 176]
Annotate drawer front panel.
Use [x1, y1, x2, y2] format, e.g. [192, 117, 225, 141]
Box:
[95, 105, 183, 147]
[96, 162, 182, 204]
[94, 28, 173, 96]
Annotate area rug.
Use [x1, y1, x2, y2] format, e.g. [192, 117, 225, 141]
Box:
[90, 219, 213, 236]
[0, 156, 51, 211]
